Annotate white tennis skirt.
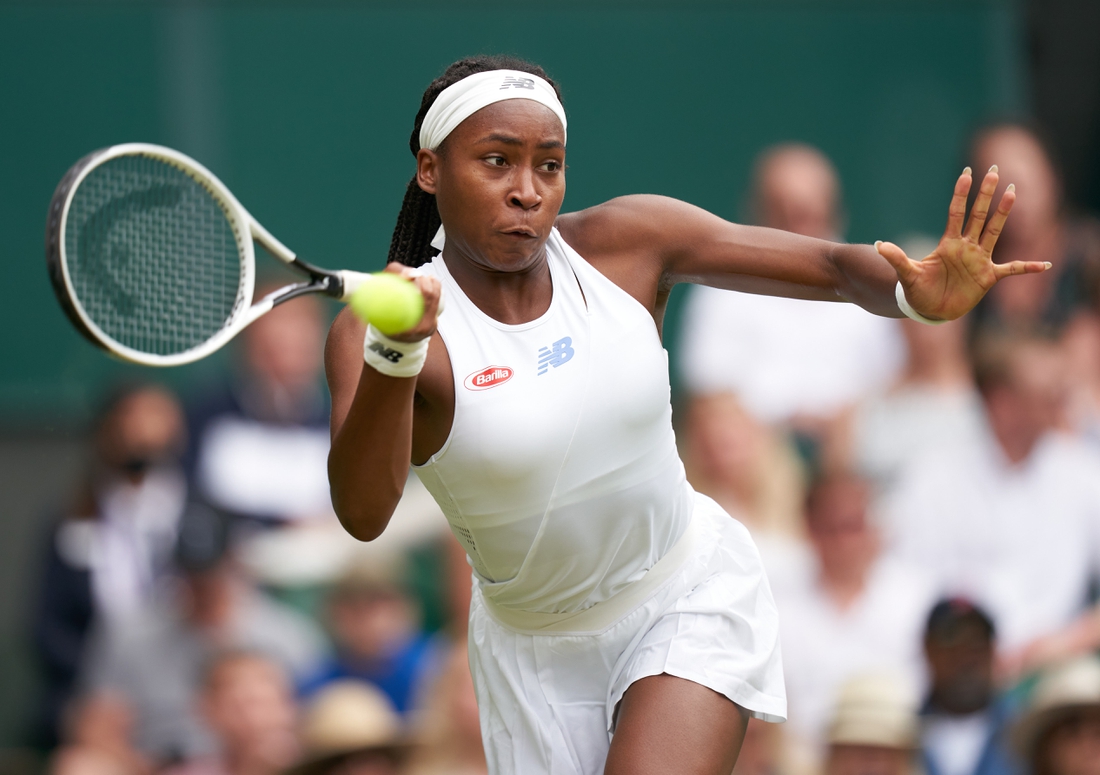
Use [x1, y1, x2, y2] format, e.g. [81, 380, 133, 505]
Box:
[466, 492, 787, 775]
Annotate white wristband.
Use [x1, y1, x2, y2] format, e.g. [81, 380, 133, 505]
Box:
[363, 325, 429, 378]
[895, 281, 947, 326]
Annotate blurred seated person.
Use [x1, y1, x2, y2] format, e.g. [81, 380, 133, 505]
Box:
[679, 143, 903, 448]
[823, 238, 985, 502]
[1061, 311, 1100, 448]
[967, 123, 1100, 337]
[885, 334, 1100, 670]
[777, 472, 934, 763]
[75, 503, 327, 765]
[187, 287, 333, 527]
[920, 599, 1021, 775]
[291, 680, 412, 775]
[681, 392, 809, 595]
[161, 651, 300, 775]
[1013, 656, 1100, 775]
[34, 383, 187, 745]
[824, 673, 921, 775]
[300, 558, 439, 716]
[404, 641, 487, 775]
[52, 693, 153, 775]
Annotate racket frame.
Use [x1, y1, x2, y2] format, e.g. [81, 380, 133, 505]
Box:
[46, 143, 370, 367]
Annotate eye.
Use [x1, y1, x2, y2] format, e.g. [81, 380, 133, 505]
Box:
[485, 155, 507, 167]
[539, 160, 563, 173]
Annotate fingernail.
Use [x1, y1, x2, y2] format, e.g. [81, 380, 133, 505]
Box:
[989, 164, 998, 174]
[1044, 262, 1052, 269]
[1006, 183, 1015, 193]
[963, 166, 972, 176]
[874, 240, 882, 250]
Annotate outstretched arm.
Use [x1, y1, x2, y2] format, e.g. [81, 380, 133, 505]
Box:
[560, 167, 1047, 322]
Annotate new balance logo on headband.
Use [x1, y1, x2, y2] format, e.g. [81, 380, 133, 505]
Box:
[538, 337, 574, 375]
[500, 76, 535, 90]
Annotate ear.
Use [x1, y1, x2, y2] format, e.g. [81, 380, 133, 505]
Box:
[417, 148, 441, 195]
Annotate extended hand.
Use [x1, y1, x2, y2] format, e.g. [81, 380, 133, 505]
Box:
[874, 166, 1050, 321]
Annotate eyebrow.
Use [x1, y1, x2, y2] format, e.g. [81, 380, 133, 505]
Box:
[475, 133, 565, 150]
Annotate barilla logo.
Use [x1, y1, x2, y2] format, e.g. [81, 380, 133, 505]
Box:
[464, 366, 514, 391]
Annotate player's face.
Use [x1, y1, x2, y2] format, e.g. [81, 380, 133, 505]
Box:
[418, 99, 566, 274]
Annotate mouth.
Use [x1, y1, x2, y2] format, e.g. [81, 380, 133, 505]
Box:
[500, 227, 538, 239]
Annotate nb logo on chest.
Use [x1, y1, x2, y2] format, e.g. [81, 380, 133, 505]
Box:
[538, 337, 575, 375]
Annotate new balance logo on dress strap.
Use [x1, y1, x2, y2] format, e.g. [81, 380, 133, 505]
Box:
[538, 337, 575, 375]
[500, 76, 535, 90]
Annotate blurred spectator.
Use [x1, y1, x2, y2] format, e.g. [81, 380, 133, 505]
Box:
[920, 599, 1021, 775]
[679, 143, 903, 442]
[1061, 311, 1100, 447]
[161, 651, 300, 775]
[74, 503, 326, 764]
[300, 558, 439, 716]
[292, 680, 412, 775]
[187, 290, 333, 527]
[823, 237, 985, 503]
[823, 673, 920, 775]
[884, 334, 1100, 667]
[777, 473, 934, 763]
[680, 392, 809, 594]
[967, 123, 1100, 337]
[403, 642, 487, 775]
[33, 384, 188, 745]
[1013, 656, 1100, 775]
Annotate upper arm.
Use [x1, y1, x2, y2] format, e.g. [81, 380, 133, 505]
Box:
[558, 195, 846, 305]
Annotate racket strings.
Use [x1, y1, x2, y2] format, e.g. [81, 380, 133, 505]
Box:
[63, 155, 247, 356]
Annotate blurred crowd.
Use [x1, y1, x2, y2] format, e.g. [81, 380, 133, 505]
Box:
[681, 123, 1100, 775]
[19, 120, 1100, 775]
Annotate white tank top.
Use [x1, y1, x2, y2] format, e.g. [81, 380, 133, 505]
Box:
[414, 228, 693, 615]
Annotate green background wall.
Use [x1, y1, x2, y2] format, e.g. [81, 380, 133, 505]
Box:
[0, 0, 1025, 428]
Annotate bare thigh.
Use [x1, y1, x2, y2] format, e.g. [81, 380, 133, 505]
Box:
[605, 673, 750, 775]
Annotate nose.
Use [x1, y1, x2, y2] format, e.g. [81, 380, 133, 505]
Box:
[508, 166, 541, 210]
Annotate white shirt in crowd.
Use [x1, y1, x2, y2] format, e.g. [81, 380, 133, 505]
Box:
[776, 556, 936, 753]
[884, 428, 1100, 651]
[678, 287, 904, 423]
[852, 386, 986, 501]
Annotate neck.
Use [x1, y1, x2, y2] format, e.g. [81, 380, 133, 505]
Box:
[441, 245, 553, 325]
[820, 561, 871, 610]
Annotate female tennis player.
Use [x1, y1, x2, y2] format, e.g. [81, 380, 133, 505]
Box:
[325, 56, 1044, 775]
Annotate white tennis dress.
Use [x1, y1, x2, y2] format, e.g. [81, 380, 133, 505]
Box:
[414, 228, 785, 774]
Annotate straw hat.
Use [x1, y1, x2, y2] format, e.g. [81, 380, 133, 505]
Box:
[827, 673, 920, 750]
[289, 680, 414, 775]
[1013, 655, 1100, 761]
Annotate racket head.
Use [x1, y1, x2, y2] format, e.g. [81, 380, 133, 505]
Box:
[46, 143, 257, 366]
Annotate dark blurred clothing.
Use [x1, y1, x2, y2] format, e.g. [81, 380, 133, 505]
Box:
[920, 696, 1023, 775]
[32, 468, 187, 744]
[299, 634, 440, 715]
[185, 380, 332, 528]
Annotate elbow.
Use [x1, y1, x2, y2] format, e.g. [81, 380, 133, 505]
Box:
[329, 475, 404, 543]
[332, 500, 393, 542]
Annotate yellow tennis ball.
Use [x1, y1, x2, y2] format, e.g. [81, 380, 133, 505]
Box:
[348, 273, 425, 336]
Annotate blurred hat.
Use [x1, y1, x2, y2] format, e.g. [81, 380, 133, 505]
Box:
[290, 680, 414, 775]
[1013, 655, 1100, 761]
[330, 554, 409, 600]
[173, 501, 233, 572]
[925, 597, 996, 642]
[827, 673, 920, 750]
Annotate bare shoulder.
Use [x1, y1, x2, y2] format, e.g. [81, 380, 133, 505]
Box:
[556, 195, 702, 259]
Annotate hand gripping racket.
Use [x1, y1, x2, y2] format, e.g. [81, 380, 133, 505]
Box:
[45, 143, 383, 367]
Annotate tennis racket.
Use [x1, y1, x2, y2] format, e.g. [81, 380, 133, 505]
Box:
[45, 143, 387, 367]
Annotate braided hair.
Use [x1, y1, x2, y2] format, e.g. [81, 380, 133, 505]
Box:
[386, 55, 562, 268]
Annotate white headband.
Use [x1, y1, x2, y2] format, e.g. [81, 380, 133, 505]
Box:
[418, 69, 567, 152]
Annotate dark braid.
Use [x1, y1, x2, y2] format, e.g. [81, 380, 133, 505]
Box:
[386, 55, 562, 268]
